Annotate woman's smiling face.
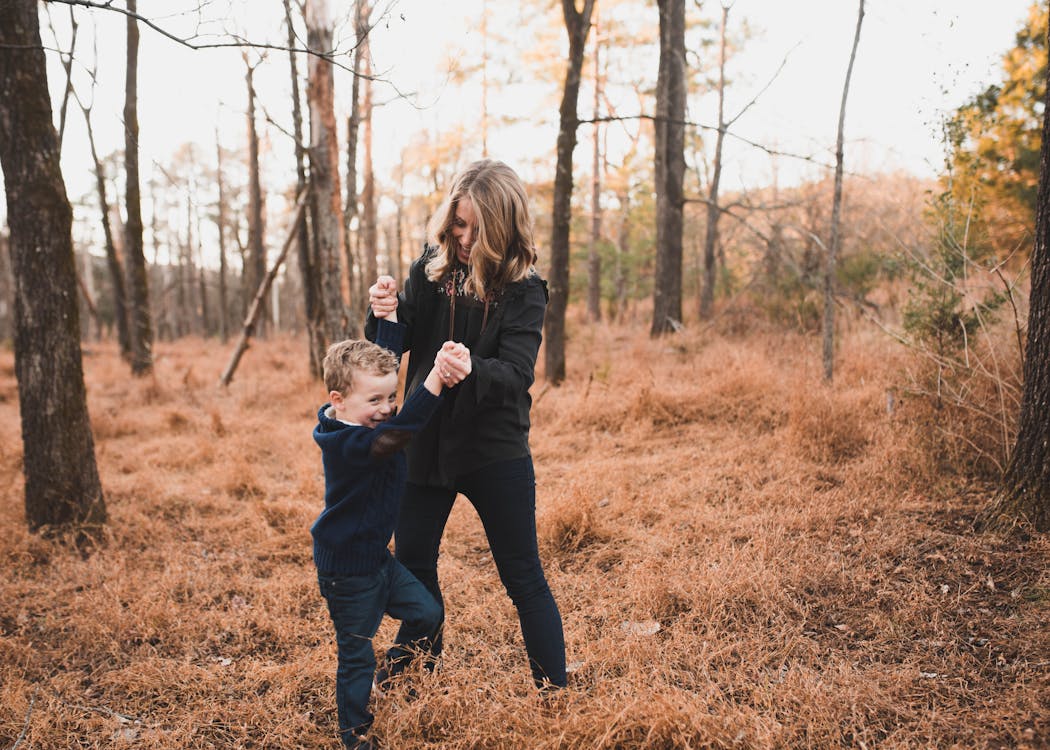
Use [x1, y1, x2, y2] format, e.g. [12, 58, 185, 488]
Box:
[451, 197, 478, 265]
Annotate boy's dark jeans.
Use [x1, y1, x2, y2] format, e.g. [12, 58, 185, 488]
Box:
[392, 456, 567, 687]
[318, 553, 442, 747]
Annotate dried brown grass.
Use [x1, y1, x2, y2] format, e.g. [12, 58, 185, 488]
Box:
[1, 324, 1047, 749]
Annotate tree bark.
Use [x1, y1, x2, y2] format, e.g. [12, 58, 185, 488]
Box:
[978, 18, 1050, 533]
[307, 0, 348, 343]
[361, 43, 378, 308]
[699, 3, 729, 321]
[824, 0, 864, 381]
[545, 0, 597, 385]
[124, 0, 153, 374]
[651, 0, 686, 336]
[245, 61, 268, 337]
[0, 0, 107, 532]
[285, 0, 325, 376]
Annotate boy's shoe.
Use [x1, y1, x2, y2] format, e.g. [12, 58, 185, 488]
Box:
[346, 733, 375, 750]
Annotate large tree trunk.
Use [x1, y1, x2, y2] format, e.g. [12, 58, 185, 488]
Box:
[699, 3, 729, 321]
[978, 19, 1050, 533]
[545, 0, 596, 385]
[285, 0, 325, 376]
[824, 0, 864, 381]
[124, 0, 153, 374]
[307, 0, 348, 343]
[651, 0, 686, 337]
[0, 0, 107, 532]
[245, 62, 268, 337]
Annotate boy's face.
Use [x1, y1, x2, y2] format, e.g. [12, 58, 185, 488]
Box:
[330, 370, 398, 427]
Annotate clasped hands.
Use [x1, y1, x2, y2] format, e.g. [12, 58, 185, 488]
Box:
[370, 275, 470, 389]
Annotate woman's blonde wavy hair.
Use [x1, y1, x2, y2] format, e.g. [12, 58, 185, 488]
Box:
[425, 159, 538, 300]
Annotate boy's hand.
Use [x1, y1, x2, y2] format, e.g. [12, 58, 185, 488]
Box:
[368, 276, 398, 320]
[436, 341, 471, 386]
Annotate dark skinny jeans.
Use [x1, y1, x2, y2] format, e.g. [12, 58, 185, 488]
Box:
[391, 456, 566, 687]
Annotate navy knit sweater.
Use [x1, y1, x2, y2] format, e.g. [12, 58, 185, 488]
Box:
[310, 323, 442, 575]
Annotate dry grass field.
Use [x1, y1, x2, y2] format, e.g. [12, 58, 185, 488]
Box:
[0, 319, 1047, 749]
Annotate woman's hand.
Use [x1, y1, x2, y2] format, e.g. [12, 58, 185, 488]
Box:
[436, 341, 471, 386]
[368, 275, 398, 320]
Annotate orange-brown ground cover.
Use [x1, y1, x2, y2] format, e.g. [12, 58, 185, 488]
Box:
[0, 323, 1047, 749]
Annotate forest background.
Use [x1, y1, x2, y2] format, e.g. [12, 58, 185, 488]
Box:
[1, 0, 1049, 748]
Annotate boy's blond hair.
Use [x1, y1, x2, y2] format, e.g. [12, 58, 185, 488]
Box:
[322, 339, 399, 395]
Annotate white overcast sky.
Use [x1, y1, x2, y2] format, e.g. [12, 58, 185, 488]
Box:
[2, 0, 1038, 228]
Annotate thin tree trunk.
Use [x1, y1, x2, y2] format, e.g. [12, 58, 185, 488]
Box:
[215, 133, 230, 343]
[587, 9, 603, 323]
[652, 0, 686, 336]
[285, 0, 325, 375]
[824, 0, 864, 381]
[0, 0, 107, 532]
[307, 0, 348, 343]
[81, 98, 132, 357]
[245, 61, 268, 337]
[221, 192, 307, 387]
[361, 45, 378, 304]
[545, 0, 597, 385]
[124, 0, 153, 374]
[700, 3, 729, 320]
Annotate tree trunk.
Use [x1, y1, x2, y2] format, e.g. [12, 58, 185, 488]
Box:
[285, 0, 325, 376]
[81, 99, 132, 358]
[824, 0, 864, 381]
[307, 0, 349, 343]
[587, 9, 603, 323]
[215, 134, 230, 343]
[361, 44, 378, 311]
[652, 0, 686, 336]
[245, 62, 268, 337]
[545, 0, 596, 385]
[0, 0, 107, 532]
[343, 0, 369, 323]
[978, 19, 1050, 532]
[699, 4, 729, 320]
[124, 0, 153, 374]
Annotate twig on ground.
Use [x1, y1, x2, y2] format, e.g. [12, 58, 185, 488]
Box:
[10, 688, 37, 750]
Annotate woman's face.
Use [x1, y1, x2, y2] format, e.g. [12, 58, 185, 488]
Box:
[451, 197, 478, 265]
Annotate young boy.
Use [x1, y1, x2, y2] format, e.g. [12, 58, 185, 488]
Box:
[312, 320, 465, 750]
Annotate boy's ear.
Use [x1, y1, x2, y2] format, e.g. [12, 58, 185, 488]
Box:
[329, 390, 345, 406]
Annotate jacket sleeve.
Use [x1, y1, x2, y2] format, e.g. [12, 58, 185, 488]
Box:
[365, 249, 430, 353]
[454, 279, 545, 418]
[374, 319, 407, 359]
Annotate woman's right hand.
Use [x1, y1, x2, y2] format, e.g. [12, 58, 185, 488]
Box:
[368, 275, 398, 319]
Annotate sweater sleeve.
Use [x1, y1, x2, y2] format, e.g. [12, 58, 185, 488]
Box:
[454, 279, 545, 418]
[368, 383, 443, 461]
[374, 318, 407, 359]
[365, 249, 430, 353]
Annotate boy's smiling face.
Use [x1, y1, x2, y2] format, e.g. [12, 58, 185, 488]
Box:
[330, 370, 398, 427]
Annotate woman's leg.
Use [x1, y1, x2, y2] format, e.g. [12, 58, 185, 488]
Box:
[460, 457, 567, 687]
[389, 481, 456, 670]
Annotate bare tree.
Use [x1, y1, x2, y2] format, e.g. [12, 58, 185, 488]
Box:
[215, 132, 231, 343]
[545, 0, 597, 385]
[124, 0, 153, 374]
[587, 7, 603, 323]
[306, 0, 348, 343]
[284, 0, 325, 375]
[823, 0, 864, 381]
[244, 57, 268, 336]
[652, 0, 686, 336]
[0, 0, 106, 532]
[78, 87, 131, 358]
[360, 39, 378, 302]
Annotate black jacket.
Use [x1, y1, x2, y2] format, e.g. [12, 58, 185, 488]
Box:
[365, 247, 547, 488]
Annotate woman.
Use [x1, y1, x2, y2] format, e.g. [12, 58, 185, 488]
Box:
[365, 159, 566, 689]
